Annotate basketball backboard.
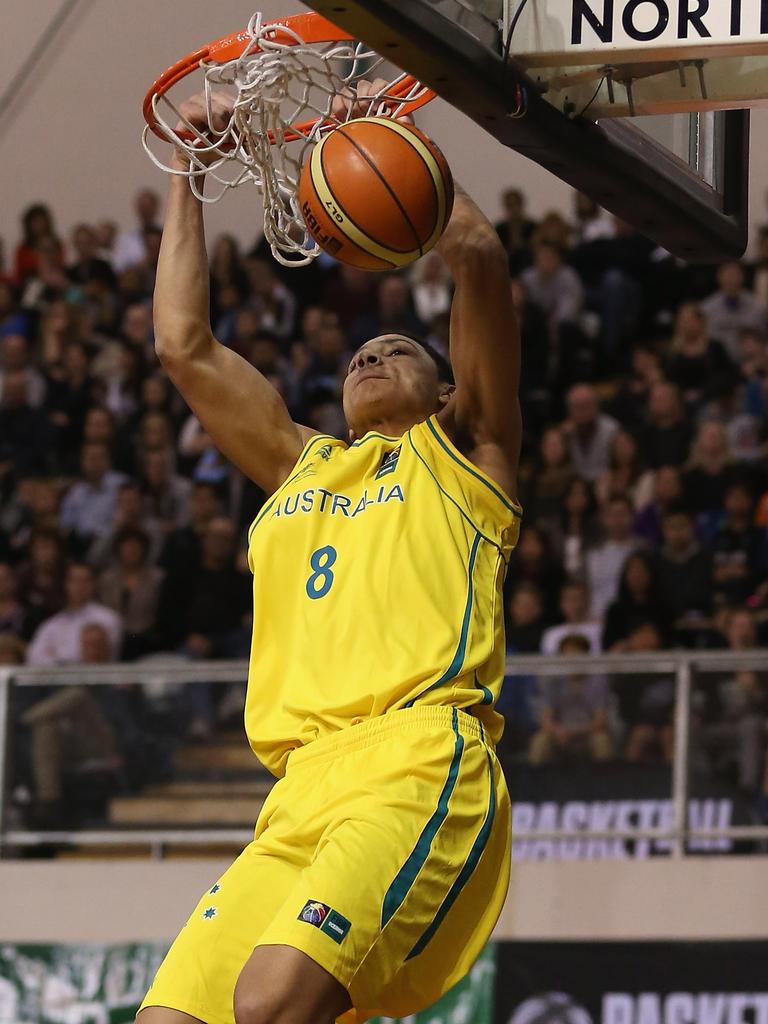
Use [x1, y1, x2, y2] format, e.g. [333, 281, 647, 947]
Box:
[302, 0, 750, 261]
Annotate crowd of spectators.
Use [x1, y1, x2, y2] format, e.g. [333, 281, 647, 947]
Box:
[1, 183, 767, 823]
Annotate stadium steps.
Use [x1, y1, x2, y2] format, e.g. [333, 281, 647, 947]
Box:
[174, 739, 260, 774]
[107, 794, 266, 825]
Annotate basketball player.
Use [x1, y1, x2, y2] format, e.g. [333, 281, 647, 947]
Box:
[138, 90, 522, 1024]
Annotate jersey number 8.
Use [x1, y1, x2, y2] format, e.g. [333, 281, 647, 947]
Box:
[306, 546, 337, 600]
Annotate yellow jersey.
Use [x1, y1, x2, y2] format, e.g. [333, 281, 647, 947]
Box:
[245, 413, 521, 776]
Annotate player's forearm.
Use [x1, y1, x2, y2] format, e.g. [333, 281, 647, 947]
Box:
[437, 183, 506, 271]
[154, 175, 214, 362]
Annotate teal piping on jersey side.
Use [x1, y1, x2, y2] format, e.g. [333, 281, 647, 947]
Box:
[474, 671, 493, 706]
[405, 743, 497, 960]
[351, 432, 401, 447]
[426, 416, 522, 519]
[406, 432, 499, 551]
[404, 532, 481, 709]
[299, 433, 338, 465]
[381, 708, 464, 929]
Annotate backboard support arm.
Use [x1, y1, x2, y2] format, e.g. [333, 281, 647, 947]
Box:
[306, 0, 749, 262]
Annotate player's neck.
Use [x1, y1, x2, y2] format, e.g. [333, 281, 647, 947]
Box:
[354, 413, 423, 441]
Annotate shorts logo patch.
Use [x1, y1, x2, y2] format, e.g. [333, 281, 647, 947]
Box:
[298, 901, 351, 944]
[299, 900, 330, 926]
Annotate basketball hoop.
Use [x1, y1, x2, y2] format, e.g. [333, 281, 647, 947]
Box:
[142, 11, 436, 266]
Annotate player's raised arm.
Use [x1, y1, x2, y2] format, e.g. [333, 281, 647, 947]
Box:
[436, 184, 522, 501]
[154, 94, 314, 495]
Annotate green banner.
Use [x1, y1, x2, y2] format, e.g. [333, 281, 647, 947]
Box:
[0, 943, 167, 1024]
[0, 942, 495, 1024]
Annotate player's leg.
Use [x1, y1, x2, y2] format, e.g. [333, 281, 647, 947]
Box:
[233, 945, 351, 1024]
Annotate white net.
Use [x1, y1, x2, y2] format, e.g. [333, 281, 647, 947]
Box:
[142, 11, 431, 266]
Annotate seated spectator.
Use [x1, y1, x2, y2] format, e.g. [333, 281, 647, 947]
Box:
[510, 279, 550, 422]
[139, 445, 193, 535]
[572, 193, 615, 244]
[0, 562, 26, 638]
[494, 187, 536, 274]
[506, 582, 547, 653]
[46, 340, 102, 456]
[320, 268, 378, 330]
[0, 279, 29, 339]
[82, 405, 117, 452]
[637, 381, 692, 468]
[602, 552, 667, 650]
[14, 203, 63, 286]
[59, 441, 128, 554]
[350, 274, 425, 349]
[606, 344, 665, 430]
[15, 528, 68, 634]
[665, 302, 740, 408]
[112, 188, 162, 274]
[520, 241, 584, 349]
[159, 482, 221, 584]
[682, 420, 734, 520]
[595, 429, 653, 511]
[20, 622, 121, 829]
[0, 371, 56, 479]
[87, 479, 163, 572]
[157, 516, 250, 657]
[700, 260, 767, 360]
[0, 334, 47, 407]
[244, 256, 297, 340]
[98, 527, 165, 659]
[698, 608, 766, 794]
[522, 425, 574, 529]
[27, 563, 122, 665]
[409, 251, 452, 326]
[657, 507, 712, 634]
[67, 223, 117, 291]
[711, 482, 766, 606]
[294, 311, 350, 416]
[612, 621, 674, 762]
[571, 217, 653, 366]
[586, 495, 642, 619]
[540, 580, 602, 654]
[551, 475, 600, 578]
[529, 634, 613, 764]
[1, 476, 61, 561]
[564, 383, 619, 483]
[634, 465, 684, 547]
[508, 527, 564, 620]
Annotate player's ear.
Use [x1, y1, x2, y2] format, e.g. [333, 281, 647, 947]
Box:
[437, 383, 455, 408]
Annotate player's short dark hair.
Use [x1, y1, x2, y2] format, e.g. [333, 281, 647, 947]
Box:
[395, 332, 454, 385]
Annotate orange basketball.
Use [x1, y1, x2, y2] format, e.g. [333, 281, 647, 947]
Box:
[298, 117, 454, 271]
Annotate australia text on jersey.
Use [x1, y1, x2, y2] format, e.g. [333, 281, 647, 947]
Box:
[271, 484, 406, 520]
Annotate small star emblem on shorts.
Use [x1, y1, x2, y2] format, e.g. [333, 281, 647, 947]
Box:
[209, 884, 221, 894]
[203, 907, 217, 920]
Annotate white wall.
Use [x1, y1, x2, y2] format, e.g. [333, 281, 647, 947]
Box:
[2, 859, 768, 942]
[0, 1, 764, 257]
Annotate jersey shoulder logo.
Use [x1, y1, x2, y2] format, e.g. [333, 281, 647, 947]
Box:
[375, 445, 402, 480]
[317, 444, 333, 461]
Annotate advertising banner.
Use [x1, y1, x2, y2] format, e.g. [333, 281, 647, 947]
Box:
[495, 942, 768, 1024]
[502, 764, 755, 860]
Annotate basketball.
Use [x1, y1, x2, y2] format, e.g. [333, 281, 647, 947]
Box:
[298, 116, 454, 271]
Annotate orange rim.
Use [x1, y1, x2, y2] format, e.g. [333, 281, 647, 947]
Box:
[143, 11, 436, 145]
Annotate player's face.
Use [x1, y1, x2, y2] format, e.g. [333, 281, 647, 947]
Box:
[342, 335, 449, 437]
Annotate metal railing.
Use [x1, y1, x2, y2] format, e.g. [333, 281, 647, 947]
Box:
[1, 650, 767, 858]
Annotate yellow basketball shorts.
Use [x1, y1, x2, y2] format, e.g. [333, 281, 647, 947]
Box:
[139, 706, 511, 1024]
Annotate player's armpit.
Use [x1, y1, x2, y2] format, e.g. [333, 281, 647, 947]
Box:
[159, 333, 313, 494]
